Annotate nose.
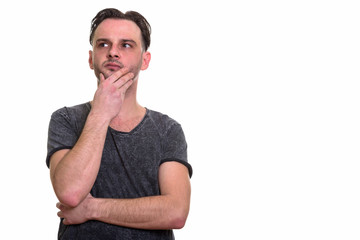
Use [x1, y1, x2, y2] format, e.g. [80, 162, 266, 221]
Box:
[108, 46, 120, 59]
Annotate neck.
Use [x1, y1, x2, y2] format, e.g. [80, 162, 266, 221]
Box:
[114, 78, 142, 116]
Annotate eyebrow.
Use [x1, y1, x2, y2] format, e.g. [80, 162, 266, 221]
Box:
[95, 38, 110, 43]
[96, 38, 138, 46]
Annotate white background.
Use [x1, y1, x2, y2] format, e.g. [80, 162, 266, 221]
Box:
[1, 0, 359, 239]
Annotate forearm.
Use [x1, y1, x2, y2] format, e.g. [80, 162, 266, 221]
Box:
[56, 163, 191, 229]
[88, 195, 188, 230]
[51, 112, 110, 207]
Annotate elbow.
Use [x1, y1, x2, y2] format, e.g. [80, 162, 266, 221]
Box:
[171, 216, 187, 229]
[56, 190, 83, 208]
[168, 208, 189, 229]
[52, 179, 85, 208]
[51, 175, 84, 208]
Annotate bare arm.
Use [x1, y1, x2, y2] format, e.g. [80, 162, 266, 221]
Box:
[50, 114, 109, 207]
[57, 161, 191, 229]
[50, 69, 134, 207]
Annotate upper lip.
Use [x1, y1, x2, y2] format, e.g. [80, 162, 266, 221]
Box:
[105, 63, 121, 68]
[104, 61, 123, 68]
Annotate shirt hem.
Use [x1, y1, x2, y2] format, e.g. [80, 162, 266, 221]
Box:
[46, 146, 73, 168]
[160, 158, 193, 178]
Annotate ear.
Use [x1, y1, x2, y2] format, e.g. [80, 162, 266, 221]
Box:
[140, 51, 151, 70]
[89, 50, 94, 69]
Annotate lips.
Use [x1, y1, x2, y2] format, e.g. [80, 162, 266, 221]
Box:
[104, 61, 124, 71]
[105, 63, 121, 70]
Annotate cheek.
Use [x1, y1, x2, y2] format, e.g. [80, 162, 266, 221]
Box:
[92, 56, 103, 71]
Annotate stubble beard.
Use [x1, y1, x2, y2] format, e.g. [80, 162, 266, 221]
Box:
[94, 60, 142, 85]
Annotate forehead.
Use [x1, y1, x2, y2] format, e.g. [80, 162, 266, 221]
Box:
[93, 18, 142, 42]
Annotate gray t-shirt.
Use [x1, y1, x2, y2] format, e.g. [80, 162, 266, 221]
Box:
[46, 102, 192, 240]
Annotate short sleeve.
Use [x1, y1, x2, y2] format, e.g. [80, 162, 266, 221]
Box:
[46, 107, 78, 168]
[161, 123, 192, 177]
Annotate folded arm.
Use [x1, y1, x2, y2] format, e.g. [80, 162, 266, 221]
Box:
[50, 69, 134, 207]
[57, 161, 191, 229]
[50, 113, 109, 207]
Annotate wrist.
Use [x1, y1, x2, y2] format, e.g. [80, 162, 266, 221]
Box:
[87, 196, 100, 221]
[87, 110, 111, 128]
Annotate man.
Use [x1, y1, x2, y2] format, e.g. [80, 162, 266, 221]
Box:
[46, 8, 192, 239]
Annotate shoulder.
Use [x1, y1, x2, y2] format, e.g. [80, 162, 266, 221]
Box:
[146, 109, 182, 134]
[49, 102, 91, 134]
[51, 102, 91, 120]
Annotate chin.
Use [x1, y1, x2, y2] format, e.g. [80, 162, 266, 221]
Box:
[94, 70, 109, 80]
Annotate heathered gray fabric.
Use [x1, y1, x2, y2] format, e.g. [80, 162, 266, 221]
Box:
[46, 102, 192, 240]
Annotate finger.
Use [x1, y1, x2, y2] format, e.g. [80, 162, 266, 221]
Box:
[113, 72, 134, 89]
[107, 67, 131, 83]
[57, 211, 63, 218]
[119, 77, 134, 92]
[62, 218, 70, 225]
[100, 73, 105, 82]
[56, 202, 65, 211]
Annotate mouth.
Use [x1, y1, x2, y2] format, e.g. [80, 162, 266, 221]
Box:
[104, 63, 122, 71]
[103, 61, 124, 71]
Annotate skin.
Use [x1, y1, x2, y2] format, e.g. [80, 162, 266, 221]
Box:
[50, 18, 191, 230]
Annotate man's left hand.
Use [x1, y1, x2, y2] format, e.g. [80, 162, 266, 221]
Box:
[56, 193, 94, 225]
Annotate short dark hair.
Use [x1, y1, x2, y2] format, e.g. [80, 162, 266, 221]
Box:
[89, 8, 151, 51]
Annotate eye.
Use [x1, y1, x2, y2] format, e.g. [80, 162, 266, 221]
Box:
[123, 43, 132, 48]
[98, 42, 109, 48]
